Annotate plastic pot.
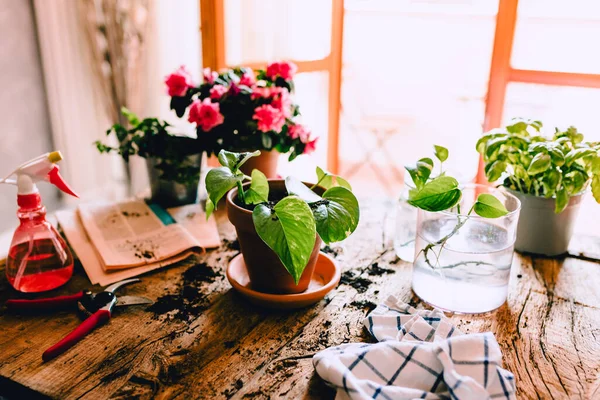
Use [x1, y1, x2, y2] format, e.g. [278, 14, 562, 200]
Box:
[507, 187, 584, 256]
[146, 154, 201, 207]
[226, 180, 322, 294]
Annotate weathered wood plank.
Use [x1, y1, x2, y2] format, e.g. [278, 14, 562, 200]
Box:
[0, 199, 599, 400]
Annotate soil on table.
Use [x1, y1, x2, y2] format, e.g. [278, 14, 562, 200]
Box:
[148, 261, 221, 322]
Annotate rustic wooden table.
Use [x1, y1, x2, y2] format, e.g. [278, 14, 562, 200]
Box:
[0, 199, 599, 399]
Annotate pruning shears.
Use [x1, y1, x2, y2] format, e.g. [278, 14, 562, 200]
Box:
[5, 278, 152, 362]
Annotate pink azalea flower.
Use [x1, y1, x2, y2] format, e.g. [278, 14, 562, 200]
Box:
[288, 124, 311, 142]
[203, 67, 218, 85]
[303, 137, 318, 155]
[209, 84, 228, 100]
[239, 70, 256, 87]
[266, 61, 297, 81]
[253, 104, 285, 133]
[188, 98, 224, 132]
[251, 87, 272, 100]
[271, 87, 292, 118]
[164, 66, 194, 97]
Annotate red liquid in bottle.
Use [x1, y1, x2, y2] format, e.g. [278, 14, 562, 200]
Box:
[6, 239, 74, 292]
[6, 193, 74, 292]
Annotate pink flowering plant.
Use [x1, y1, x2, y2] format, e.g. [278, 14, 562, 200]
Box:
[166, 61, 317, 160]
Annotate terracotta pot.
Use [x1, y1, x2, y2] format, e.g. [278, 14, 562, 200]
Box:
[226, 180, 322, 294]
[239, 150, 279, 178]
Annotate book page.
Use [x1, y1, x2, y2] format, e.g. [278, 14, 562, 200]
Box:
[78, 200, 201, 270]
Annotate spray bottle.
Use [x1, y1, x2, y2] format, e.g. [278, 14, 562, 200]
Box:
[1, 151, 78, 292]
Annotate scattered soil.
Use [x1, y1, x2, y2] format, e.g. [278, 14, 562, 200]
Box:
[148, 262, 221, 322]
[339, 271, 373, 293]
[223, 238, 240, 251]
[367, 262, 395, 276]
[224, 340, 236, 349]
[321, 245, 342, 258]
[349, 300, 377, 314]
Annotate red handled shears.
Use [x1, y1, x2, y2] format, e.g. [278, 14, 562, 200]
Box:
[5, 278, 152, 362]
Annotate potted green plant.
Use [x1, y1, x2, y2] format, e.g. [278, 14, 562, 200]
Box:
[166, 62, 317, 178]
[406, 145, 521, 313]
[96, 108, 202, 207]
[205, 150, 359, 294]
[477, 119, 600, 256]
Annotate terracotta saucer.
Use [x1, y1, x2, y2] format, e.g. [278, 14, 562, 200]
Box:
[226, 252, 341, 309]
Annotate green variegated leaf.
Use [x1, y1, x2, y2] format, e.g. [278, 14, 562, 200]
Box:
[592, 175, 600, 203]
[313, 187, 360, 244]
[555, 186, 569, 214]
[473, 194, 509, 218]
[244, 169, 269, 205]
[205, 167, 243, 212]
[252, 197, 316, 284]
[527, 153, 551, 175]
[434, 145, 449, 162]
[285, 176, 321, 202]
[407, 176, 462, 212]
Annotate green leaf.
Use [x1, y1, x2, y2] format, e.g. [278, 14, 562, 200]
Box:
[244, 169, 269, 205]
[485, 137, 508, 159]
[313, 187, 360, 244]
[592, 175, 600, 203]
[476, 132, 504, 154]
[285, 176, 321, 202]
[542, 168, 561, 198]
[473, 193, 509, 218]
[434, 145, 449, 162]
[205, 167, 243, 209]
[555, 186, 569, 214]
[592, 156, 600, 175]
[565, 148, 596, 167]
[405, 158, 433, 190]
[121, 107, 140, 126]
[407, 176, 462, 212]
[315, 166, 334, 189]
[527, 153, 551, 175]
[336, 176, 352, 190]
[252, 197, 316, 284]
[217, 150, 261, 171]
[485, 160, 507, 182]
[205, 198, 215, 219]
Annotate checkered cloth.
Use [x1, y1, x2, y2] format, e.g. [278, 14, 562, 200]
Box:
[313, 295, 516, 400]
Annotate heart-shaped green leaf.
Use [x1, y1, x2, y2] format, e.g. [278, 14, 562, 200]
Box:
[473, 194, 509, 218]
[564, 148, 596, 167]
[205, 167, 243, 214]
[313, 186, 360, 244]
[405, 158, 433, 190]
[252, 196, 316, 284]
[407, 176, 462, 212]
[244, 169, 269, 205]
[527, 153, 551, 175]
[555, 185, 569, 214]
[592, 175, 600, 203]
[217, 150, 261, 171]
[485, 160, 507, 182]
[285, 176, 321, 202]
[434, 145, 449, 162]
[316, 167, 353, 191]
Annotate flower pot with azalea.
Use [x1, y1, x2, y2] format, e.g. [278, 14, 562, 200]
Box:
[205, 150, 359, 294]
[477, 119, 600, 256]
[96, 108, 202, 207]
[164, 61, 317, 178]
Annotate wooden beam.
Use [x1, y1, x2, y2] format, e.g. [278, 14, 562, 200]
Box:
[477, 0, 519, 183]
[237, 58, 330, 74]
[327, 0, 344, 174]
[509, 69, 600, 89]
[200, 0, 225, 71]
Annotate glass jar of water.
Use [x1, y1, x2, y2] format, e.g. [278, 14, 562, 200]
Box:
[411, 184, 521, 313]
[394, 184, 417, 261]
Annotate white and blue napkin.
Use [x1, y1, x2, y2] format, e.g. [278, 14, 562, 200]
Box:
[314, 295, 516, 400]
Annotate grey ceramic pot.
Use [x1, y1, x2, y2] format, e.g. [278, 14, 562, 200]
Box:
[507, 187, 584, 256]
[146, 154, 201, 207]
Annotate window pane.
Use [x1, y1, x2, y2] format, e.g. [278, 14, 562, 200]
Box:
[340, 0, 499, 195]
[503, 83, 600, 141]
[224, 0, 332, 65]
[512, 0, 600, 73]
[278, 72, 329, 182]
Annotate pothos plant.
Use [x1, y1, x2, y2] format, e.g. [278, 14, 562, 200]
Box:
[96, 108, 202, 185]
[477, 118, 600, 213]
[406, 145, 510, 269]
[205, 150, 360, 283]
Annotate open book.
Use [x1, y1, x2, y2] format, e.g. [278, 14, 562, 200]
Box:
[56, 200, 221, 286]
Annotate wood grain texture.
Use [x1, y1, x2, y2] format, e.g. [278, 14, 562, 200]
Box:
[0, 199, 599, 399]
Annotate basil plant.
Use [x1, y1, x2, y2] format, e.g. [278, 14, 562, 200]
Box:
[406, 145, 509, 269]
[205, 150, 360, 283]
[477, 118, 600, 213]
